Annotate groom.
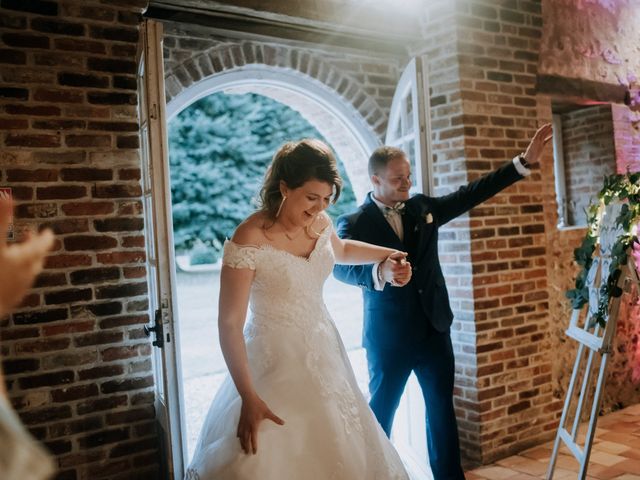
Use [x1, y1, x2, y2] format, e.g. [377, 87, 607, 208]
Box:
[334, 124, 552, 479]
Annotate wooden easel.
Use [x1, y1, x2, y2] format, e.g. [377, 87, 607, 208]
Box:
[546, 203, 640, 479]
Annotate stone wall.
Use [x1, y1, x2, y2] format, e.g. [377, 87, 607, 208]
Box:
[0, 1, 160, 479]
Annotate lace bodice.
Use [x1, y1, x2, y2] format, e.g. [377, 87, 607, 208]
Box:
[222, 226, 334, 324]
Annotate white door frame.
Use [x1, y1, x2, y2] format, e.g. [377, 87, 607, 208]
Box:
[385, 55, 434, 478]
[139, 19, 188, 478]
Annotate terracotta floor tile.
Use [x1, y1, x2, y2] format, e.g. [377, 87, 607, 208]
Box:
[521, 447, 553, 461]
[463, 473, 486, 480]
[617, 458, 640, 474]
[466, 404, 640, 479]
[508, 458, 549, 476]
[596, 440, 631, 455]
[599, 431, 638, 443]
[496, 455, 526, 466]
[586, 463, 626, 480]
[470, 465, 518, 479]
[554, 453, 580, 471]
[621, 449, 640, 460]
[508, 474, 540, 480]
[552, 468, 582, 479]
[589, 450, 628, 467]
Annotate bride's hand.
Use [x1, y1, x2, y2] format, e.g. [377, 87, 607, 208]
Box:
[381, 251, 412, 287]
[237, 393, 285, 454]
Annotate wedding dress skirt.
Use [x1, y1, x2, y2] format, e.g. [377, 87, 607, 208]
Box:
[185, 226, 408, 479]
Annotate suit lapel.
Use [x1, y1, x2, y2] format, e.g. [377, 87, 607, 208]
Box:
[362, 194, 403, 248]
[404, 196, 434, 265]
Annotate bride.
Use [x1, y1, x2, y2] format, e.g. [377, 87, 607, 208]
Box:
[185, 139, 412, 479]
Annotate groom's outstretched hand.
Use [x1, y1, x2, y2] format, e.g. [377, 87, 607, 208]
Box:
[522, 123, 553, 167]
[237, 393, 285, 455]
[380, 251, 412, 287]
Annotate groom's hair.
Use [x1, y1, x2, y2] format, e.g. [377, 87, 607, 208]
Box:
[368, 146, 406, 176]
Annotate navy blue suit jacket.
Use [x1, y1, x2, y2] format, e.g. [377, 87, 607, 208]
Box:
[334, 160, 524, 350]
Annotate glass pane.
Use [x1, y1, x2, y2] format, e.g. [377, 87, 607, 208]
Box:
[393, 115, 402, 141]
[407, 141, 417, 190]
[141, 126, 151, 193]
[405, 94, 413, 132]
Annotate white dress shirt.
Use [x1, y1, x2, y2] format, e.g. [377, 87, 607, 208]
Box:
[370, 195, 404, 290]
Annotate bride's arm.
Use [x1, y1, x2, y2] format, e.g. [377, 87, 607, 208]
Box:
[218, 265, 284, 455]
[330, 230, 406, 265]
[315, 212, 403, 265]
[218, 265, 256, 400]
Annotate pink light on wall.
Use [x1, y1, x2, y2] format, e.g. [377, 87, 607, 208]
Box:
[631, 239, 640, 383]
[612, 104, 640, 174]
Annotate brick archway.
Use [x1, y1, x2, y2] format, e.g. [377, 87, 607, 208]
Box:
[162, 31, 406, 200]
[165, 65, 383, 201]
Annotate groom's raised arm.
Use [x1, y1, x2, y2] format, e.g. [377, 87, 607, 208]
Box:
[332, 214, 377, 291]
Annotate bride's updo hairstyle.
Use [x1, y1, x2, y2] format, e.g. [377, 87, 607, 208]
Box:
[259, 139, 343, 219]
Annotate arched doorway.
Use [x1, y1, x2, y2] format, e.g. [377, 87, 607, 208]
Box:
[143, 21, 432, 473]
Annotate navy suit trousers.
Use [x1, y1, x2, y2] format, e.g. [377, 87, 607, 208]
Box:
[366, 325, 466, 480]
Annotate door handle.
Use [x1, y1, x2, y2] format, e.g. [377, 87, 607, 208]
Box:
[144, 308, 165, 348]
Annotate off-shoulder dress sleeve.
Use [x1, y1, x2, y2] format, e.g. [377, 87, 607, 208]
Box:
[222, 239, 259, 270]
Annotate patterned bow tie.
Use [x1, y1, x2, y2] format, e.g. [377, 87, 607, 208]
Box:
[383, 202, 406, 218]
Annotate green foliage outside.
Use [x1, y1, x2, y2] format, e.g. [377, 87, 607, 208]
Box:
[168, 92, 357, 262]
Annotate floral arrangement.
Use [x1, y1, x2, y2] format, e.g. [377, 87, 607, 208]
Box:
[566, 172, 640, 327]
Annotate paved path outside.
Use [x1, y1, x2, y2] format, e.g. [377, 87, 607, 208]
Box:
[175, 270, 366, 460]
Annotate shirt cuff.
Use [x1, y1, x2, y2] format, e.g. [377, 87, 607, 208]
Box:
[372, 262, 385, 291]
[513, 155, 531, 177]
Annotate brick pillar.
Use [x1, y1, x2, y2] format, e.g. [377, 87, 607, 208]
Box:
[418, 0, 555, 466]
[417, 0, 485, 466]
[0, 1, 160, 479]
[453, 0, 554, 464]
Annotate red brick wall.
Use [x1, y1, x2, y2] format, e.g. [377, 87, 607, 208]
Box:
[0, 1, 160, 479]
[560, 105, 616, 226]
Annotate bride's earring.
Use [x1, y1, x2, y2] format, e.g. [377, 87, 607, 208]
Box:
[276, 195, 287, 218]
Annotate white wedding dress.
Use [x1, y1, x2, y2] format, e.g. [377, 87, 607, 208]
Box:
[185, 226, 409, 480]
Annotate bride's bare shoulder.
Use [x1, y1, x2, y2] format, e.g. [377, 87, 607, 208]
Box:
[314, 212, 333, 232]
[231, 212, 269, 246]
